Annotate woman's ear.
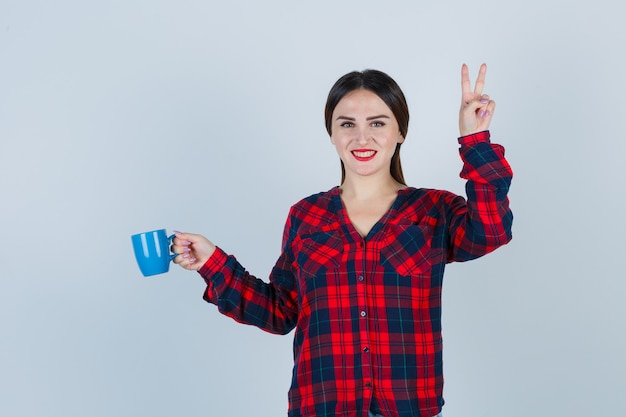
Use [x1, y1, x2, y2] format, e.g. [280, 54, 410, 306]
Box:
[398, 132, 405, 144]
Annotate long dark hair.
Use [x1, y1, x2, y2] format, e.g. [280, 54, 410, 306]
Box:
[324, 69, 409, 185]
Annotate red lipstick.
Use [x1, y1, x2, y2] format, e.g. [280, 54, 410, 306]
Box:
[351, 149, 377, 162]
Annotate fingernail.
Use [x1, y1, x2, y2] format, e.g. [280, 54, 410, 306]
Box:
[190, 258, 197, 263]
[183, 254, 189, 259]
[479, 110, 485, 117]
[484, 110, 491, 117]
[182, 241, 191, 246]
[480, 98, 489, 104]
[183, 247, 191, 253]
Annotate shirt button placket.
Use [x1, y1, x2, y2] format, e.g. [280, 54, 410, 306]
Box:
[357, 239, 372, 397]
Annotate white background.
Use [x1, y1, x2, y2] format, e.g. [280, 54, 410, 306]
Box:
[1, 1, 624, 416]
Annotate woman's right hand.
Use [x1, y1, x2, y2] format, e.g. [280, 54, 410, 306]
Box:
[171, 231, 216, 271]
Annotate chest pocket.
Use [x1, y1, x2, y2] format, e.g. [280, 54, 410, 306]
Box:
[379, 220, 433, 277]
[295, 229, 343, 280]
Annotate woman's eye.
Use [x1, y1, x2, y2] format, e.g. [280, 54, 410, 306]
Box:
[371, 121, 385, 127]
[341, 122, 354, 128]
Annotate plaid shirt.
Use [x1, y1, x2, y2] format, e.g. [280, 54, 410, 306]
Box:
[200, 130, 513, 417]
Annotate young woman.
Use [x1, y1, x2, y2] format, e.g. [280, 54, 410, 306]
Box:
[171, 64, 513, 417]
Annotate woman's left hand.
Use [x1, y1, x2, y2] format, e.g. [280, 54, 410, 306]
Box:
[459, 63, 496, 136]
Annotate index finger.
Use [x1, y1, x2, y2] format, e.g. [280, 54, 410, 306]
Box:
[473, 63, 487, 95]
[461, 63, 472, 95]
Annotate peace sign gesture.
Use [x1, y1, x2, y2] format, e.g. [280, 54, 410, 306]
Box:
[459, 63, 495, 137]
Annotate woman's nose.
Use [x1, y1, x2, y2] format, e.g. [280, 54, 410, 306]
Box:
[355, 128, 370, 144]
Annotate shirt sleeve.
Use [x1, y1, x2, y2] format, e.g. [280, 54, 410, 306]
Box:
[197, 210, 299, 335]
[447, 130, 513, 262]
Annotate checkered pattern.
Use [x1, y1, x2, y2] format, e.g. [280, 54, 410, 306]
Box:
[199, 130, 513, 417]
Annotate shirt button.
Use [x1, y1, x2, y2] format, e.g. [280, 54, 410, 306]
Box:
[358, 275, 364, 282]
[363, 347, 370, 353]
[365, 382, 372, 388]
[360, 311, 367, 317]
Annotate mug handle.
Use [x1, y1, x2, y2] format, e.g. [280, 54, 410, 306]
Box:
[168, 234, 177, 261]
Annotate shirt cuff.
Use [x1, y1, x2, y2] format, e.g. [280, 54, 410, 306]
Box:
[198, 246, 228, 278]
[458, 130, 490, 146]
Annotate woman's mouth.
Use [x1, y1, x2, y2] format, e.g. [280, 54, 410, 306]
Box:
[351, 149, 377, 161]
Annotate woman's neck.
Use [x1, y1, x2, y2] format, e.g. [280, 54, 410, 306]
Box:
[340, 174, 405, 201]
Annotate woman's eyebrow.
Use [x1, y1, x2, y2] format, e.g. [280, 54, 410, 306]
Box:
[335, 114, 390, 121]
[366, 114, 390, 121]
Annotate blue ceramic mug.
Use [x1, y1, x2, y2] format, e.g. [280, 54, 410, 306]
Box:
[131, 229, 176, 276]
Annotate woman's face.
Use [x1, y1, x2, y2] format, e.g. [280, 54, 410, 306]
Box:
[330, 89, 404, 181]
